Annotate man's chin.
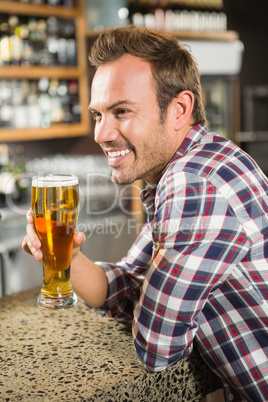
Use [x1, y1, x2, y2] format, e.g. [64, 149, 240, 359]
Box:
[111, 169, 136, 185]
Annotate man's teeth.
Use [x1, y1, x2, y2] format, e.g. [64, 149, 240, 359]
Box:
[108, 149, 131, 157]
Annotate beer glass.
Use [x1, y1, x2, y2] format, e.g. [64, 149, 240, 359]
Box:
[32, 174, 79, 310]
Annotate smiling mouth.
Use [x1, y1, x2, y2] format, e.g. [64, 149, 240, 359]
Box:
[107, 148, 131, 158]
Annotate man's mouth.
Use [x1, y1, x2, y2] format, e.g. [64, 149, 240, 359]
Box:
[107, 148, 131, 158]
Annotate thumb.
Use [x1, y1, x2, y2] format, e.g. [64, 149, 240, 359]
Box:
[73, 231, 86, 246]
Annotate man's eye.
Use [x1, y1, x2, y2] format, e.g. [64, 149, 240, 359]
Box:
[91, 112, 102, 121]
[115, 108, 129, 117]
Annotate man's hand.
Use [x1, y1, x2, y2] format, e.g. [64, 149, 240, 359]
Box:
[22, 209, 42, 261]
[22, 209, 107, 307]
[21, 209, 86, 261]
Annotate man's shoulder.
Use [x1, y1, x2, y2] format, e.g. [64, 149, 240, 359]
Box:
[169, 134, 238, 178]
[160, 133, 265, 193]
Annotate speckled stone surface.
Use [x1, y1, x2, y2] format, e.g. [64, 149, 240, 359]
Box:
[0, 288, 221, 401]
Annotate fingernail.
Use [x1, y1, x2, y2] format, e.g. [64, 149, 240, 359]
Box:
[33, 249, 42, 261]
[77, 232, 84, 243]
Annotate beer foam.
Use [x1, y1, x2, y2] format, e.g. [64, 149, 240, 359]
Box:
[32, 175, 78, 187]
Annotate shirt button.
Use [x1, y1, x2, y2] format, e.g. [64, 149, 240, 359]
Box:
[228, 395, 234, 401]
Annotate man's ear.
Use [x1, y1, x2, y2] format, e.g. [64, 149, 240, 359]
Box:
[172, 91, 194, 131]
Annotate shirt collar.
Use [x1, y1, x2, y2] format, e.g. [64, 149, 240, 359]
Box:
[171, 124, 209, 162]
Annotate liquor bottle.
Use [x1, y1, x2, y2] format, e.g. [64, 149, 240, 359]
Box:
[19, 21, 34, 66]
[61, 18, 76, 66]
[46, 16, 59, 65]
[14, 80, 31, 129]
[68, 80, 80, 123]
[0, 22, 11, 65]
[9, 15, 23, 65]
[27, 81, 42, 128]
[66, 38, 76, 66]
[36, 18, 51, 66]
[38, 77, 51, 128]
[0, 81, 14, 128]
[28, 17, 48, 65]
[57, 80, 72, 123]
[21, 39, 34, 66]
[49, 79, 64, 123]
[57, 37, 67, 65]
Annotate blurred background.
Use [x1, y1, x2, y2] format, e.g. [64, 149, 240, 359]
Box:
[0, 0, 268, 296]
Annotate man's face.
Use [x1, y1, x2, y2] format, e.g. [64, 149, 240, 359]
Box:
[89, 54, 181, 185]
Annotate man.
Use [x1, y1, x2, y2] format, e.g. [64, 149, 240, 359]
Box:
[23, 25, 268, 401]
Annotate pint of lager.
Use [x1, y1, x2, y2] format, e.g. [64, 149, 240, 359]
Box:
[32, 174, 79, 309]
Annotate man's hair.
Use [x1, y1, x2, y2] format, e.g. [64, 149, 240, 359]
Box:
[88, 25, 206, 125]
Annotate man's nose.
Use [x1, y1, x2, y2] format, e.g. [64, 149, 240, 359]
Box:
[94, 117, 119, 144]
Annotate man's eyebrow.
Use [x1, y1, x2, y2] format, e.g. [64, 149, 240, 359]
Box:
[88, 106, 97, 113]
[88, 100, 135, 112]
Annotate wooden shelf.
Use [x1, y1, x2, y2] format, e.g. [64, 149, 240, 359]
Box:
[0, 0, 90, 142]
[0, 1, 81, 18]
[0, 66, 82, 79]
[167, 29, 238, 41]
[87, 28, 239, 42]
[0, 123, 89, 142]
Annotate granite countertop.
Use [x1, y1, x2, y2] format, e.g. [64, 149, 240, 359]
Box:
[0, 288, 221, 401]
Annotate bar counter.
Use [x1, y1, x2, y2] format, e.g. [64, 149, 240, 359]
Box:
[0, 288, 222, 401]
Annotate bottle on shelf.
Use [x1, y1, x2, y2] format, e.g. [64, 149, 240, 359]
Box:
[48, 78, 64, 124]
[0, 13, 77, 67]
[128, 0, 227, 32]
[0, 77, 81, 130]
[9, 15, 23, 65]
[27, 81, 42, 128]
[0, 81, 14, 127]
[13, 79, 29, 129]
[38, 77, 52, 128]
[0, 0, 89, 142]
[0, 20, 11, 65]
[58, 79, 71, 123]
[68, 79, 80, 123]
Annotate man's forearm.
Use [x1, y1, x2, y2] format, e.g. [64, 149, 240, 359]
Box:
[70, 251, 108, 308]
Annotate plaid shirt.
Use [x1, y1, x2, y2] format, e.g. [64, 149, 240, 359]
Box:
[95, 125, 268, 401]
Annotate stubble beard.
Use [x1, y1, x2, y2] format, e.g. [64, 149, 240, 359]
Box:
[108, 115, 170, 185]
[110, 165, 137, 185]
[110, 145, 168, 186]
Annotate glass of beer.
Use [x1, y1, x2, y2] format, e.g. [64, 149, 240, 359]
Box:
[31, 174, 79, 310]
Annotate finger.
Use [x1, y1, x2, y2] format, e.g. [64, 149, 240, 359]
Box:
[22, 237, 31, 255]
[26, 208, 34, 224]
[26, 223, 41, 250]
[73, 231, 86, 246]
[22, 234, 43, 261]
